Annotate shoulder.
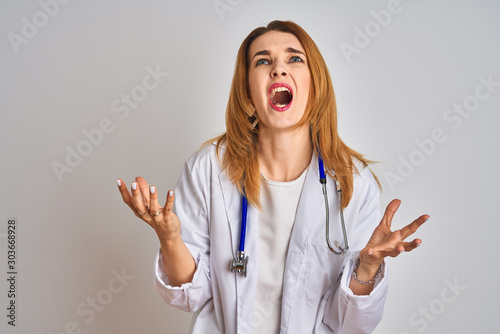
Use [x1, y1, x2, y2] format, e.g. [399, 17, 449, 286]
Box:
[185, 141, 224, 174]
[352, 158, 380, 200]
[175, 142, 225, 195]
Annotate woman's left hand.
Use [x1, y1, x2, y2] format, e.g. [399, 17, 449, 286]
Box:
[360, 199, 429, 270]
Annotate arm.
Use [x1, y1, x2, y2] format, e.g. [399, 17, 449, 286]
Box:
[322, 169, 388, 333]
[323, 166, 429, 333]
[117, 177, 196, 287]
[155, 191, 196, 287]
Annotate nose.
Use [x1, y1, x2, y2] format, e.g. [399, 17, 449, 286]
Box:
[271, 62, 287, 78]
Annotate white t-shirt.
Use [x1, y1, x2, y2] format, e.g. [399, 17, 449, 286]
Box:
[253, 168, 308, 333]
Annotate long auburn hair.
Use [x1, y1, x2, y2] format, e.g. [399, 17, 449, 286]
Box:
[207, 20, 380, 210]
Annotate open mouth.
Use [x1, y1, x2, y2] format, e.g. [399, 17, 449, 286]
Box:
[268, 83, 293, 111]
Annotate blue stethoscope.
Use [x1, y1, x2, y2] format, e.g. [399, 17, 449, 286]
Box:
[230, 156, 349, 277]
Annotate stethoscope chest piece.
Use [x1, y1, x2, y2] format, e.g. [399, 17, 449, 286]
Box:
[230, 251, 248, 277]
[231, 194, 249, 277]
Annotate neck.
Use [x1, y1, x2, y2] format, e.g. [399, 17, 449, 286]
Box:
[258, 126, 313, 182]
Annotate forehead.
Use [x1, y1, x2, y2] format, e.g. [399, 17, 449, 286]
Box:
[249, 31, 304, 55]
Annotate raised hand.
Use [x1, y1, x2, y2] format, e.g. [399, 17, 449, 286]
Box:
[349, 199, 429, 295]
[116, 177, 181, 244]
[116, 176, 195, 286]
[360, 199, 429, 269]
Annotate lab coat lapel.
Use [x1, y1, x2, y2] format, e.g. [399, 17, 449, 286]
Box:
[218, 170, 241, 256]
[281, 155, 324, 327]
[289, 154, 324, 249]
[218, 170, 258, 333]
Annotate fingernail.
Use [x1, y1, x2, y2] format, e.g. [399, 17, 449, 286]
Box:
[169, 190, 173, 197]
[150, 186, 155, 194]
[399, 249, 405, 254]
[116, 179, 121, 187]
[425, 217, 430, 222]
[368, 250, 373, 255]
[416, 242, 422, 247]
[131, 182, 137, 190]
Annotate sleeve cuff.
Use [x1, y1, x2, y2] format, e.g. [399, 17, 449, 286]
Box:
[340, 250, 388, 305]
[154, 246, 202, 291]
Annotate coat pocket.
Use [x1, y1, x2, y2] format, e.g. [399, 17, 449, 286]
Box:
[303, 243, 345, 306]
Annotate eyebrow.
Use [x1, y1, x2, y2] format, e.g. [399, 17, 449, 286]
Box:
[251, 47, 306, 61]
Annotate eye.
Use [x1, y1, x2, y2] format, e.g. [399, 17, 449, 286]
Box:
[256, 58, 270, 66]
[290, 56, 303, 63]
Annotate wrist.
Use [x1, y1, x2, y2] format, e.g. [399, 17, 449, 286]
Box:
[160, 233, 183, 252]
[352, 258, 382, 285]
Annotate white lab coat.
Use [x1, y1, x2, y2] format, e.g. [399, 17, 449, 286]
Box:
[154, 143, 388, 333]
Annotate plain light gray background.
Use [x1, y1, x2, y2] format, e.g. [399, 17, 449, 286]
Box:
[1, 0, 499, 333]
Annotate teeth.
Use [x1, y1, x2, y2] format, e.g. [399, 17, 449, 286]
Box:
[269, 86, 291, 100]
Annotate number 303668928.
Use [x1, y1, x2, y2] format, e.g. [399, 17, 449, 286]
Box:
[7, 219, 16, 270]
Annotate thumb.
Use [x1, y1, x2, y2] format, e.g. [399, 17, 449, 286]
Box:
[164, 190, 175, 213]
[361, 247, 382, 266]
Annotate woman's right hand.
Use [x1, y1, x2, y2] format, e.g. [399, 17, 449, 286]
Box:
[116, 176, 181, 245]
[117, 176, 195, 286]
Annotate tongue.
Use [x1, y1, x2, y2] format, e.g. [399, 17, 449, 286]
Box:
[272, 91, 292, 105]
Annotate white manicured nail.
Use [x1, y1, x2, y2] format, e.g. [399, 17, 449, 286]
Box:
[131, 182, 137, 190]
[116, 179, 121, 187]
[169, 191, 173, 197]
[150, 186, 155, 194]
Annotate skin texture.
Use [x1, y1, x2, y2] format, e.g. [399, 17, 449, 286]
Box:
[247, 31, 313, 183]
[248, 31, 311, 134]
[117, 31, 429, 295]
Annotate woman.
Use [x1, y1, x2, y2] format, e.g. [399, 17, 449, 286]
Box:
[117, 20, 428, 333]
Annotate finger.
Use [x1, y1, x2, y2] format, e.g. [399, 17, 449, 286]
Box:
[381, 199, 401, 228]
[135, 176, 150, 208]
[369, 243, 406, 260]
[149, 185, 162, 217]
[116, 178, 131, 203]
[376, 247, 404, 259]
[164, 190, 175, 214]
[403, 238, 423, 252]
[400, 215, 430, 240]
[117, 179, 135, 210]
[131, 181, 148, 216]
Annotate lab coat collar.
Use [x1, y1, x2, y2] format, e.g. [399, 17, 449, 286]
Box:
[217, 151, 324, 255]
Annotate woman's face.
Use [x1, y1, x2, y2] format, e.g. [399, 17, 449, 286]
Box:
[247, 31, 311, 132]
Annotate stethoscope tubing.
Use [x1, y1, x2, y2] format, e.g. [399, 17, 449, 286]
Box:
[231, 155, 349, 276]
[239, 194, 248, 252]
[320, 156, 349, 255]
